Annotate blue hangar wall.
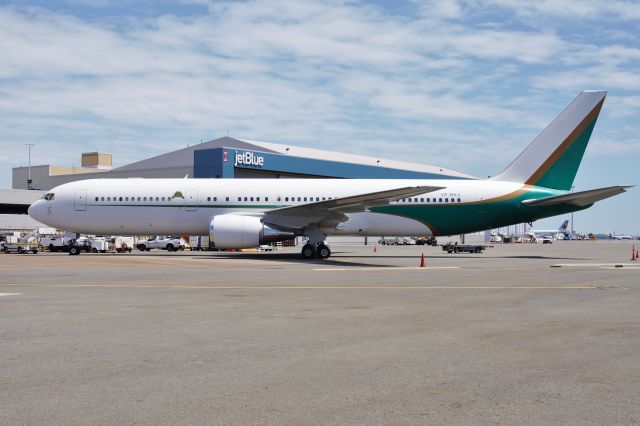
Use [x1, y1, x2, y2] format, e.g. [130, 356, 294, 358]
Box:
[194, 147, 468, 180]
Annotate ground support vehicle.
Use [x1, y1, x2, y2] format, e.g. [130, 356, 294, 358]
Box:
[415, 236, 438, 246]
[189, 236, 210, 251]
[137, 236, 185, 252]
[113, 236, 134, 253]
[41, 236, 71, 252]
[90, 237, 110, 253]
[539, 235, 554, 244]
[2, 243, 38, 254]
[442, 243, 486, 254]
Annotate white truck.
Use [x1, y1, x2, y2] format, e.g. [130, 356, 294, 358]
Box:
[137, 236, 185, 252]
[90, 237, 110, 253]
[41, 236, 71, 252]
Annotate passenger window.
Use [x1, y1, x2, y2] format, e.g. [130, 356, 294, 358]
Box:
[439, 198, 442, 202]
[225, 197, 229, 201]
[304, 197, 307, 201]
[445, 198, 449, 202]
[101, 197, 104, 201]
[214, 197, 217, 202]
[297, 197, 301, 201]
[137, 197, 141, 201]
[143, 197, 147, 201]
[285, 197, 289, 201]
[420, 198, 424, 202]
[207, 197, 211, 202]
[322, 197, 326, 201]
[250, 197, 254, 202]
[107, 197, 111, 201]
[156, 197, 159, 201]
[256, 197, 260, 201]
[277, 197, 281, 201]
[238, 197, 241, 202]
[265, 197, 269, 201]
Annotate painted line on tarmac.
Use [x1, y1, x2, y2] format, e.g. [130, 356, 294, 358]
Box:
[0, 293, 23, 297]
[600, 266, 640, 270]
[0, 283, 626, 290]
[551, 263, 637, 268]
[313, 266, 460, 271]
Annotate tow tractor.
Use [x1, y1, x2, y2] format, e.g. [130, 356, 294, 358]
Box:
[441, 243, 486, 254]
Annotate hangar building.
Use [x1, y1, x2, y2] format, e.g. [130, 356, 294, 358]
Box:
[12, 136, 474, 191]
[4, 136, 476, 230]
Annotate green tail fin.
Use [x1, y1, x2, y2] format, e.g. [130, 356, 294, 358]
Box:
[494, 91, 606, 191]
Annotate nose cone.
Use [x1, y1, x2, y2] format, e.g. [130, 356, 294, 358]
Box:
[28, 200, 46, 222]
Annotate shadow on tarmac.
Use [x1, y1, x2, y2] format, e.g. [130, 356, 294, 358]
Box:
[66, 250, 588, 264]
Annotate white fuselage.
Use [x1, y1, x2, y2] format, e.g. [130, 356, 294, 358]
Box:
[28, 178, 523, 237]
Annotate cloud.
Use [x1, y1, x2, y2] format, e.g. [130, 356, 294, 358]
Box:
[0, 0, 638, 191]
[480, 0, 640, 21]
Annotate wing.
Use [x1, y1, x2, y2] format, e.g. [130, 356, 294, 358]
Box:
[522, 185, 633, 207]
[263, 185, 444, 230]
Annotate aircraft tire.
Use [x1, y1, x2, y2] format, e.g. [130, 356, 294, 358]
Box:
[301, 244, 316, 259]
[317, 244, 331, 259]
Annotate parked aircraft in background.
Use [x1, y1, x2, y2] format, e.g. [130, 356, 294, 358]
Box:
[28, 91, 633, 259]
[611, 234, 633, 240]
[528, 219, 570, 240]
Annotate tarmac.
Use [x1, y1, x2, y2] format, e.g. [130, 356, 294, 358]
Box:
[1, 240, 639, 425]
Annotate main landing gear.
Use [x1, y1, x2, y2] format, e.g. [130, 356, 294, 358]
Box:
[301, 242, 332, 259]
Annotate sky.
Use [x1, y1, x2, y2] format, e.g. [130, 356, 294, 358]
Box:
[0, 0, 638, 234]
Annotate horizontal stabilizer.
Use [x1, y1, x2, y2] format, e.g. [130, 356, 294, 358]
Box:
[522, 185, 633, 207]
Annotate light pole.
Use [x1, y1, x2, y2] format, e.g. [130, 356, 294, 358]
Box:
[25, 143, 35, 190]
[570, 185, 575, 239]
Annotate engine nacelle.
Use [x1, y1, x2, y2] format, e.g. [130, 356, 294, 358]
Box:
[209, 215, 294, 249]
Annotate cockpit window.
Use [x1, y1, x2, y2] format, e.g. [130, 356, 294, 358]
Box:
[42, 193, 55, 201]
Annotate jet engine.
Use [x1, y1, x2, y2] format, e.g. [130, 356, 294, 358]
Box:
[209, 215, 294, 249]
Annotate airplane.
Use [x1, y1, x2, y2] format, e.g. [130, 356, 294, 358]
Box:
[611, 234, 633, 240]
[28, 91, 633, 259]
[527, 219, 570, 240]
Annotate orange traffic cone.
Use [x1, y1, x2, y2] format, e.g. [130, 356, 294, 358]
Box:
[420, 253, 425, 268]
[632, 245, 637, 261]
[373, 244, 378, 253]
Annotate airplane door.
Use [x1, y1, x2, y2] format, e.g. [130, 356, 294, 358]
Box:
[184, 190, 198, 211]
[74, 190, 87, 211]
